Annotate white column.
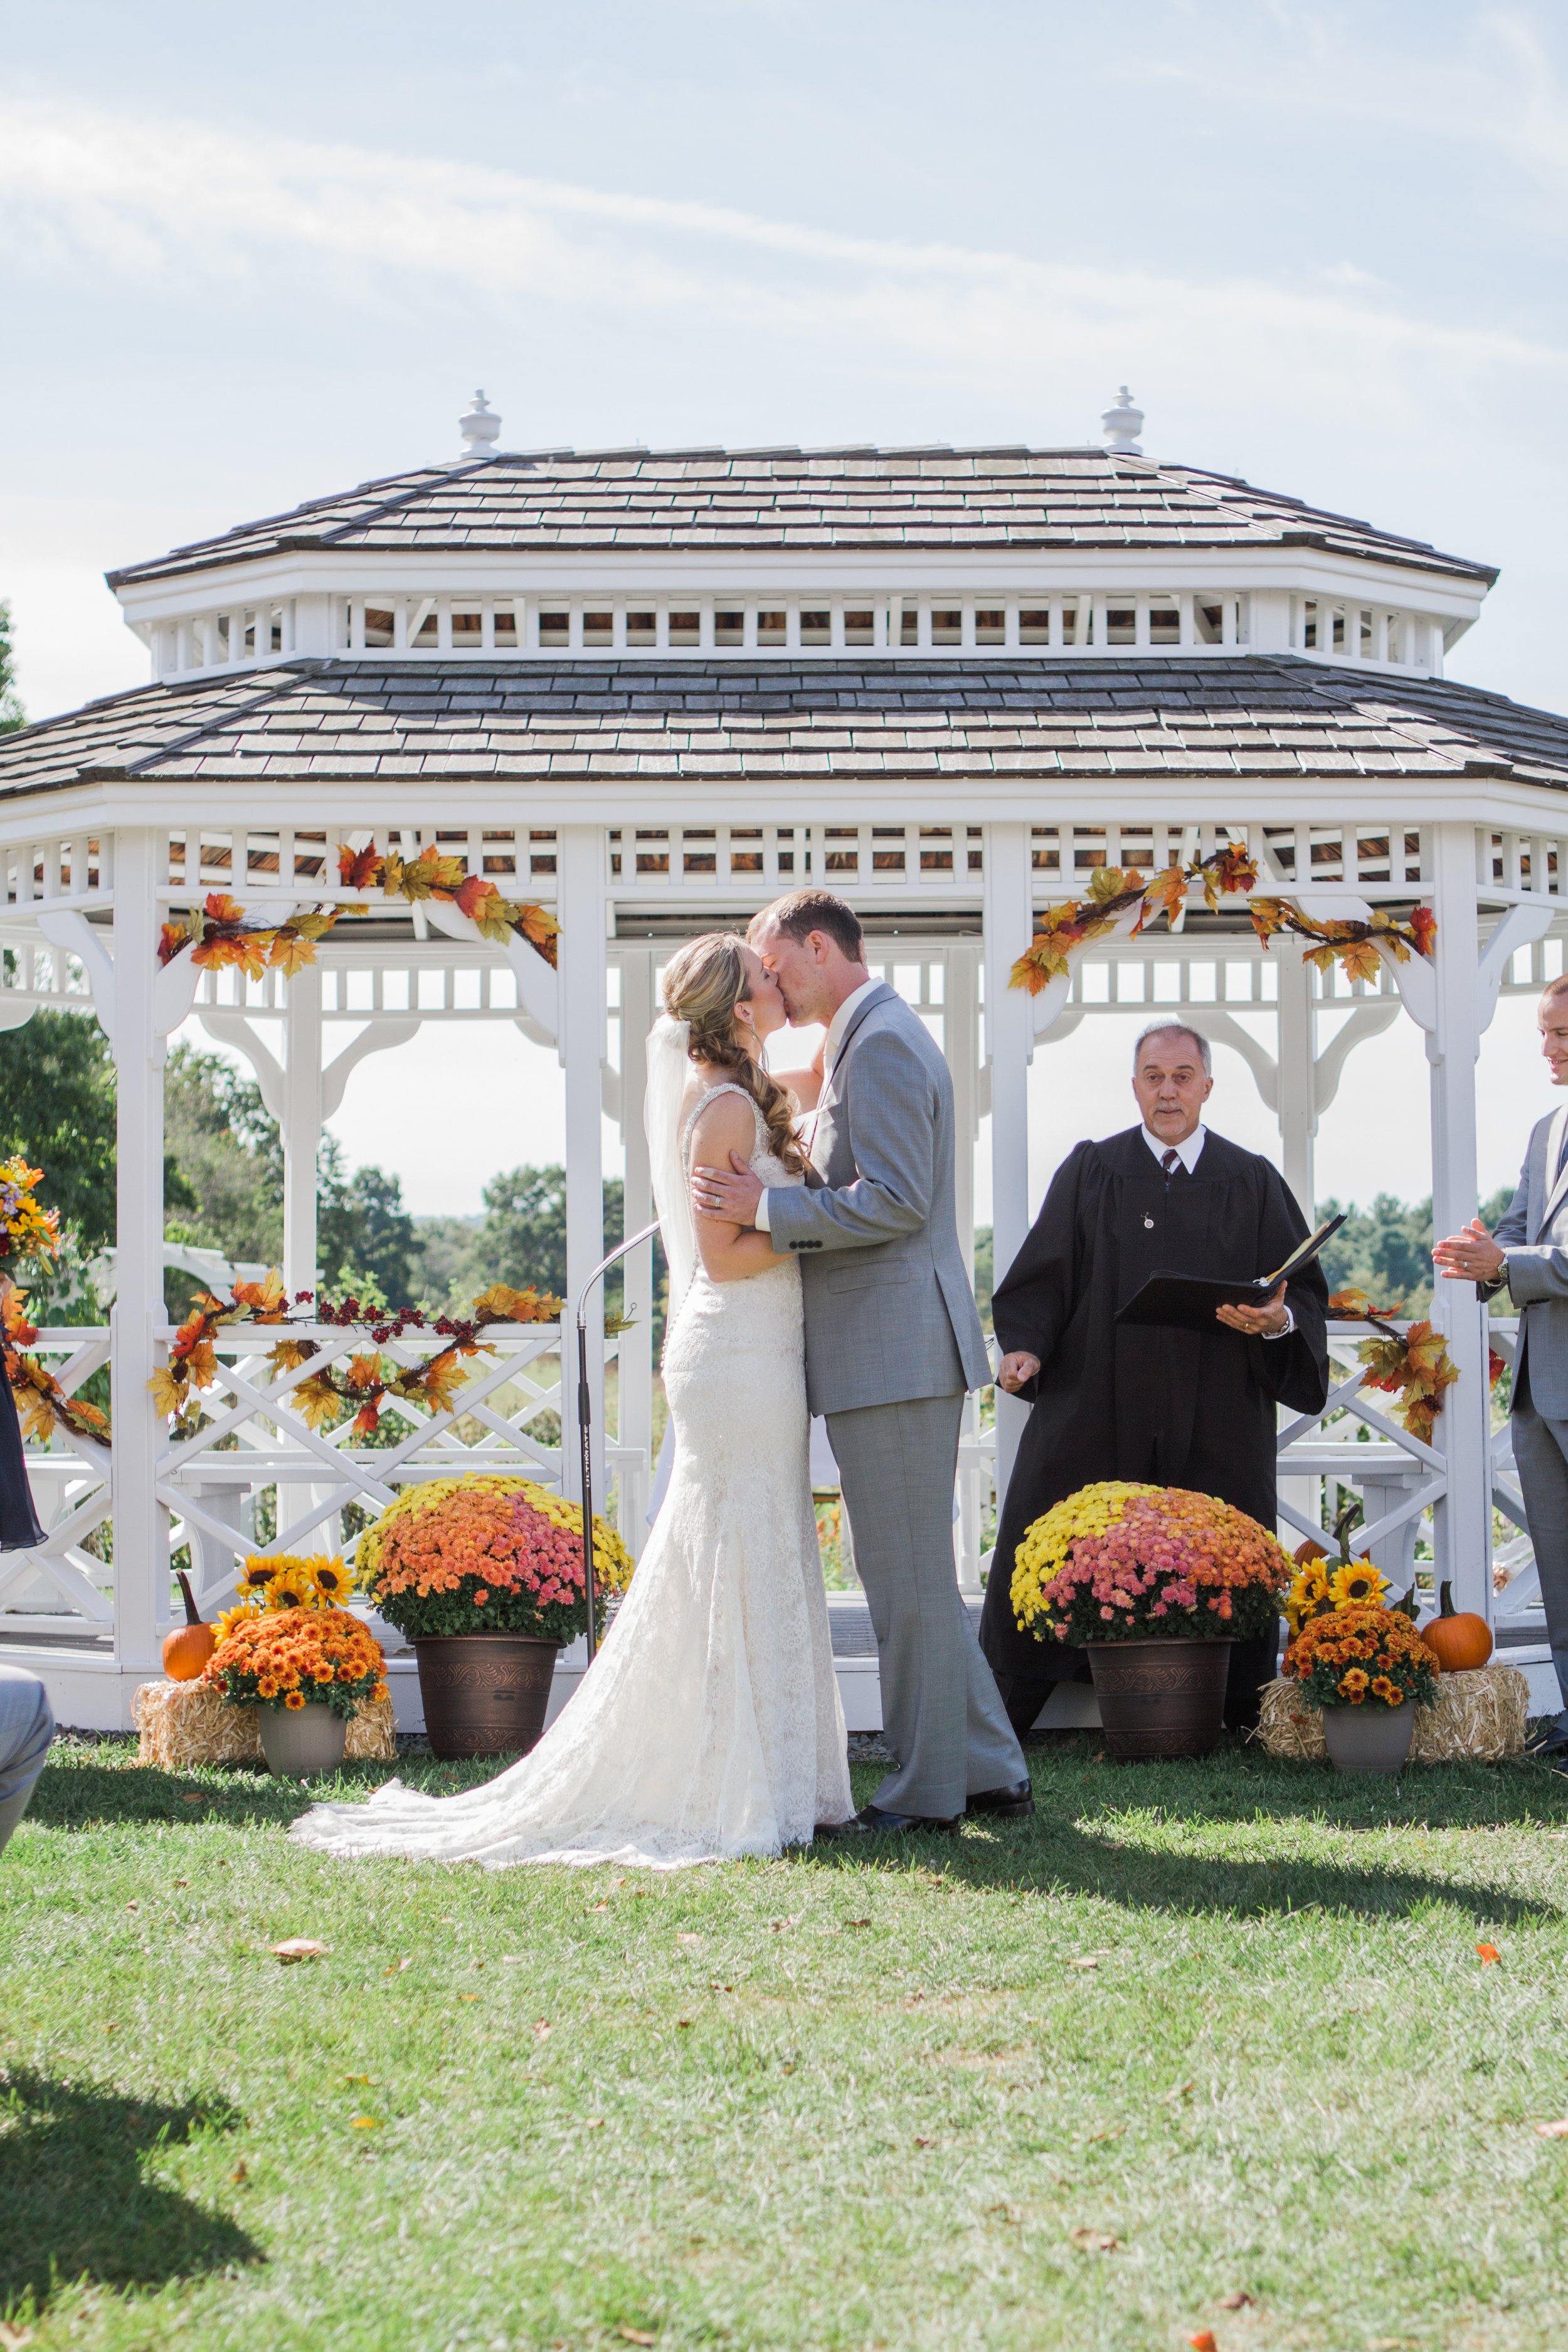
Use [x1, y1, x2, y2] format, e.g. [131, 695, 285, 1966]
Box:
[283, 962, 324, 1296]
[983, 824, 1034, 1503]
[109, 829, 169, 1672]
[1276, 953, 1315, 1216]
[617, 948, 655, 1552]
[559, 825, 608, 1504]
[1426, 818, 1492, 1617]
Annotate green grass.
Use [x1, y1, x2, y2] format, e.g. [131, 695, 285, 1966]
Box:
[6, 1737, 1568, 2351]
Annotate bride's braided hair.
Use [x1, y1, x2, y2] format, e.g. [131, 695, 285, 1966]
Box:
[661, 933, 806, 1176]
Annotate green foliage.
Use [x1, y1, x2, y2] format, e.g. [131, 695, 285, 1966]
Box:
[0, 599, 24, 734]
[1320, 1185, 1514, 1316]
[316, 1140, 417, 1304]
[162, 1044, 284, 1269]
[443, 1164, 667, 1340]
[0, 1009, 116, 1248]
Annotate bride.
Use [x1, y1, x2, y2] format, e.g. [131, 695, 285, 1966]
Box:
[290, 933, 854, 1867]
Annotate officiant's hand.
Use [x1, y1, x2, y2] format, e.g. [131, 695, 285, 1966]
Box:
[1433, 1217, 1505, 1282]
[995, 1352, 1042, 1394]
[693, 1153, 763, 1227]
[1216, 1282, 1290, 1337]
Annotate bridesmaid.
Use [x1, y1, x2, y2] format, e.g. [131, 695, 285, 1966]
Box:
[0, 1273, 45, 1551]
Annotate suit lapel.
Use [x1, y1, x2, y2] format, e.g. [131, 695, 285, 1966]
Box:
[1537, 1103, 1568, 1239]
[803, 982, 895, 1172]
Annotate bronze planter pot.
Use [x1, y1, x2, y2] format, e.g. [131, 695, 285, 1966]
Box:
[414, 1632, 561, 1760]
[1086, 1638, 1233, 1761]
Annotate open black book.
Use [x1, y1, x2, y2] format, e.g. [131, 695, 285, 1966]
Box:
[1113, 1213, 1347, 1336]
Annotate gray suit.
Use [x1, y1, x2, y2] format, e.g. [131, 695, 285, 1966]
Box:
[1484, 1101, 1568, 1731]
[765, 983, 1025, 1816]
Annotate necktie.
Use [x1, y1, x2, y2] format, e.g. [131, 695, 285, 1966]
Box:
[1161, 1148, 1180, 1185]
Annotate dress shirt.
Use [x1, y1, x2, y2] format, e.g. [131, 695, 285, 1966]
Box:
[1141, 1121, 1294, 1337]
[755, 977, 882, 1234]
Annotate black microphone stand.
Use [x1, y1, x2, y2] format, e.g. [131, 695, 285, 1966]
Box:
[572, 1219, 661, 1662]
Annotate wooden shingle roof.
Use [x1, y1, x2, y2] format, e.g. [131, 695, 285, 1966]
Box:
[104, 448, 1498, 590]
[3, 659, 1562, 799]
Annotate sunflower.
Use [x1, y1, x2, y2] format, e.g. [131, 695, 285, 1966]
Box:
[1328, 1557, 1391, 1610]
[309, 1557, 354, 1603]
[265, 1575, 310, 1611]
[238, 1557, 276, 1597]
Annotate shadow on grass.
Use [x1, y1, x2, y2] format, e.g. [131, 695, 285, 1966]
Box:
[0, 2069, 260, 2321]
[28, 1747, 507, 1832]
[830, 1738, 1568, 1924]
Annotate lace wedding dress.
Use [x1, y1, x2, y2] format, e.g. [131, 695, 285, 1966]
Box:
[291, 1079, 852, 1869]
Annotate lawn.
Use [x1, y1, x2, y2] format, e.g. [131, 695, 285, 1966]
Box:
[4, 1735, 1568, 2352]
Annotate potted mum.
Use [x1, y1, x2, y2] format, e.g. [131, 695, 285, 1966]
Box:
[1285, 1604, 1439, 1774]
[203, 1606, 388, 1776]
[356, 1474, 635, 1759]
[1011, 1481, 1293, 1759]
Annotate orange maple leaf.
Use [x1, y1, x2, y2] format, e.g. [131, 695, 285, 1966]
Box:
[158, 921, 191, 967]
[511, 903, 561, 968]
[203, 893, 245, 925]
[345, 1353, 384, 1392]
[454, 874, 497, 920]
[352, 1401, 383, 1436]
[1410, 904, 1438, 958]
[337, 843, 383, 891]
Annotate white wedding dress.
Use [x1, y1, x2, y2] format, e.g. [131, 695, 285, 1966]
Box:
[290, 1079, 852, 1869]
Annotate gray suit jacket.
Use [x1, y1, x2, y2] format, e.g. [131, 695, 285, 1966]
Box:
[763, 982, 990, 1417]
[1486, 1101, 1568, 1419]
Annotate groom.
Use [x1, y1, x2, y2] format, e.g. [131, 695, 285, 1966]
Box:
[693, 889, 1031, 1832]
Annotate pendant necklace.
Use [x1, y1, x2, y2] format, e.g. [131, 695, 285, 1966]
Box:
[1143, 1214, 1155, 1228]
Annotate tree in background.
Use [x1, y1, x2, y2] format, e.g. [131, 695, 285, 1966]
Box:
[163, 1043, 283, 1266]
[316, 1141, 418, 1303]
[0, 1010, 117, 1249]
[1319, 1185, 1514, 1316]
[448, 1164, 667, 1342]
[0, 601, 24, 734]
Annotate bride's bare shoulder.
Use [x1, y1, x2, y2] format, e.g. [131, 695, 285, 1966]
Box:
[683, 1067, 757, 1159]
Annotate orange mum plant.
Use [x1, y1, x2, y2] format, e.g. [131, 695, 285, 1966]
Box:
[1009, 839, 1434, 996]
[203, 1606, 387, 1719]
[358, 1473, 635, 1645]
[1286, 1602, 1439, 1714]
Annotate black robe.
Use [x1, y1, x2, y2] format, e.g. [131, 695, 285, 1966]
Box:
[978, 1127, 1329, 1728]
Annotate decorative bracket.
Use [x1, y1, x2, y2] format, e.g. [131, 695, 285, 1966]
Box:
[37, 910, 117, 1049]
[1478, 901, 1557, 1036]
[422, 899, 558, 1046]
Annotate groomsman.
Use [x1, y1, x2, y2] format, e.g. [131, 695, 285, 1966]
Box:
[1434, 973, 1568, 1756]
[980, 1021, 1330, 1738]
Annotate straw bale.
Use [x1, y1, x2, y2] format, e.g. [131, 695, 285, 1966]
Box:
[1255, 1663, 1529, 1765]
[131, 1679, 397, 1769]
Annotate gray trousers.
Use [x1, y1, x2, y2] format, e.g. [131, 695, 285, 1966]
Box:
[1508, 1395, 1568, 1733]
[0, 1664, 53, 1855]
[827, 1392, 1026, 1818]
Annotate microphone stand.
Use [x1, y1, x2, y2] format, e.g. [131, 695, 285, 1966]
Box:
[572, 1219, 661, 1662]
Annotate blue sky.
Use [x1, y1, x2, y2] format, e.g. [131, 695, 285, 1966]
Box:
[2, 0, 1564, 1216]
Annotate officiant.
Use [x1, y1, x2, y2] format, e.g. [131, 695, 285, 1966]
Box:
[978, 1020, 1330, 1737]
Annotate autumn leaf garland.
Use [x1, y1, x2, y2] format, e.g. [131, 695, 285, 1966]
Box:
[157, 893, 339, 977]
[1326, 1286, 1488, 1446]
[1009, 840, 1436, 994]
[335, 842, 560, 968]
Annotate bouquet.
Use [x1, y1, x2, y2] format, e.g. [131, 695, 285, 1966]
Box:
[357, 1473, 636, 1645]
[1284, 1550, 1391, 1642]
[0, 1157, 60, 1269]
[1012, 1480, 1293, 1646]
[1285, 1603, 1439, 1712]
[203, 1606, 387, 1717]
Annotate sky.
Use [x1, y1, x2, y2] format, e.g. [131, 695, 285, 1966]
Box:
[3, 0, 1564, 1219]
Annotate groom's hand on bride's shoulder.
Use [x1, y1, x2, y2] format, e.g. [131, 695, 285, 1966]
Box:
[693, 1152, 764, 1226]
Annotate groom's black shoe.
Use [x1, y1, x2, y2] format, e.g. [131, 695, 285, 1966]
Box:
[965, 1778, 1036, 1820]
[812, 1818, 862, 1840]
[855, 1804, 962, 1835]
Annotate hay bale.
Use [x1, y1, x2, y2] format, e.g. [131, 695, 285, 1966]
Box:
[131, 1679, 396, 1769]
[1254, 1663, 1529, 1765]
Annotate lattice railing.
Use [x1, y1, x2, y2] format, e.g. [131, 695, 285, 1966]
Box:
[0, 1327, 113, 1631]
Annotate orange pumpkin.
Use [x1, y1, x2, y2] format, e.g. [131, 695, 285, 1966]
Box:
[1420, 1579, 1493, 1673]
[162, 1569, 218, 1682]
[1294, 1537, 1327, 1565]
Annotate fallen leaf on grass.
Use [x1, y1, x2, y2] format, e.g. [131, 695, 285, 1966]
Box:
[914, 2136, 936, 2148]
[1536, 2119, 1568, 2138]
[0, 2323, 35, 2349]
[459, 1994, 480, 2003]
[532, 2020, 552, 2041]
[617, 2331, 656, 2346]
[230, 2161, 248, 2185]
[350, 2116, 379, 2130]
[173, 1878, 189, 1888]
[181, 1793, 204, 1803]
[1476, 1942, 1501, 1964]
[384, 1957, 413, 1976]
[1219, 2291, 1256, 2309]
[1086, 2127, 1125, 2144]
[846, 1917, 872, 1929]
[585, 2117, 605, 2129]
[1188, 2334, 1218, 2351]
[768, 1917, 799, 1932]
[676, 1932, 703, 1948]
[1068, 2227, 1121, 2253]
[124, 1901, 139, 1913]
[270, 1939, 329, 1963]
[589, 1902, 610, 1913]
[1066, 1957, 1099, 1970]
[676, 2018, 693, 2030]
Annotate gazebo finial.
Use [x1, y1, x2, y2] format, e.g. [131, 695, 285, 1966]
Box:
[460, 390, 501, 462]
[1101, 384, 1144, 457]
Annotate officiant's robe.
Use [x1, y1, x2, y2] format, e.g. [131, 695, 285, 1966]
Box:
[978, 1126, 1329, 1722]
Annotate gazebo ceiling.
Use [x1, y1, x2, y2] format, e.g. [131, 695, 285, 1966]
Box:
[3, 655, 1565, 801]
[105, 445, 1498, 591]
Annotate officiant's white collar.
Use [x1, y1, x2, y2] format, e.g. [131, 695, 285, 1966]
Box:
[1141, 1122, 1207, 1172]
[822, 978, 883, 1076]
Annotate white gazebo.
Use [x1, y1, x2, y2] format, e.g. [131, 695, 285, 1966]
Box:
[3, 389, 1564, 1729]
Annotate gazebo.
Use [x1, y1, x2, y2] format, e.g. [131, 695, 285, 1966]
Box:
[3, 388, 1564, 1730]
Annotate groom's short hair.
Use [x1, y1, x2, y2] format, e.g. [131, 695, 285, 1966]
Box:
[751, 889, 864, 963]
